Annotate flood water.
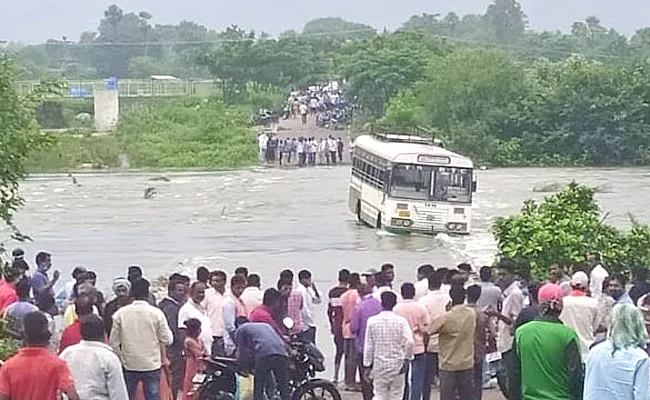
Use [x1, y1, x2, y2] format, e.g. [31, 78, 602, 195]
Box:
[4, 166, 650, 357]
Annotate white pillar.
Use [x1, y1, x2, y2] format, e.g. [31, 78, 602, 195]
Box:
[93, 89, 119, 132]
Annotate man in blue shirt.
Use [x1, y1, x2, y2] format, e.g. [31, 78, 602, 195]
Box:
[31, 252, 60, 299]
[235, 319, 290, 400]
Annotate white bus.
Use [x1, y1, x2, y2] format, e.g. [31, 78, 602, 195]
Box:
[349, 133, 477, 235]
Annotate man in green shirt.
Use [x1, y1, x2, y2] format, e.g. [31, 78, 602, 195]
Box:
[510, 283, 583, 400]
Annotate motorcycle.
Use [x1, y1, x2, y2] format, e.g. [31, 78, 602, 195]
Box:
[190, 318, 341, 400]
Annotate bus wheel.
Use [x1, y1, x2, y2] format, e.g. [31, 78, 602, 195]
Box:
[376, 213, 382, 229]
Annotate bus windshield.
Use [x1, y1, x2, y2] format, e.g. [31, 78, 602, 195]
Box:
[389, 164, 472, 203]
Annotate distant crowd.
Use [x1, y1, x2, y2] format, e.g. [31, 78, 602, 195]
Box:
[258, 132, 347, 166]
[285, 82, 354, 129]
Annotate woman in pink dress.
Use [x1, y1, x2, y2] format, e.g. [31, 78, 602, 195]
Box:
[183, 318, 207, 400]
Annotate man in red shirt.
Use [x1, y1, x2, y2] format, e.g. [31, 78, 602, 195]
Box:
[250, 288, 284, 336]
[0, 311, 79, 400]
[0, 268, 20, 315]
[59, 297, 96, 353]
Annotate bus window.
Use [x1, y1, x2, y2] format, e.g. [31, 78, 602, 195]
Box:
[389, 164, 433, 201]
[433, 168, 472, 203]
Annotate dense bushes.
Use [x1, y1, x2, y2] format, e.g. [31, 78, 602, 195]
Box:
[116, 97, 256, 168]
[25, 97, 257, 172]
[493, 183, 650, 279]
[380, 52, 650, 167]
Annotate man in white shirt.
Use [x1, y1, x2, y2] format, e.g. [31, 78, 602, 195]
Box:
[560, 271, 601, 360]
[223, 275, 248, 356]
[364, 291, 413, 400]
[61, 315, 128, 400]
[494, 260, 524, 400]
[414, 264, 435, 300]
[419, 269, 451, 399]
[178, 281, 213, 355]
[373, 272, 402, 302]
[258, 133, 268, 163]
[240, 274, 264, 316]
[297, 269, 322, 344]
[203, 270, 227, 356]
[109, 278, 173, 399]
[587, 252, 608, 297]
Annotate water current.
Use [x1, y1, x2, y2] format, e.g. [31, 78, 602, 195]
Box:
[5, 166, 650, 356]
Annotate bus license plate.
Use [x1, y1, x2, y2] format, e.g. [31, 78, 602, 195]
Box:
[192, 373, 206, 384]
[427, 215, 435, 221]
[398, 211, 410, 217]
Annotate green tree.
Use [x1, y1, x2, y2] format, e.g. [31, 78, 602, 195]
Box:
[485, 0, 527, 43]
[493, 183, 650, 279]
[0, 56, 58, 240]
[302, 17, 377, 40]
[341, 32, 450, 116]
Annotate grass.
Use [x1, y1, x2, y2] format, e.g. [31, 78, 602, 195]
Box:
[25, 97, 258, 173]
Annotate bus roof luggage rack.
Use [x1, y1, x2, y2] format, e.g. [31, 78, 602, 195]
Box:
[369, 125, 444, 147]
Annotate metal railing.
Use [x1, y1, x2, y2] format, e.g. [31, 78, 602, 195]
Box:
[15, 79, 220, 98]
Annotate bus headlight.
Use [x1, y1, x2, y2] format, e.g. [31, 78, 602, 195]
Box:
[446, 223, 467, 231]
[392, 218, 413, 227]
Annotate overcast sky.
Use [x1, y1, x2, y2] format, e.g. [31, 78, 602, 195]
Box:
[2, 0, 649, 43]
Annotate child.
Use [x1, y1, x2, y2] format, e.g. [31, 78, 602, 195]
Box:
[183, 318, 207, 400]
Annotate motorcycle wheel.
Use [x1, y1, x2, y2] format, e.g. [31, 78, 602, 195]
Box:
[292, 380, 341, 400]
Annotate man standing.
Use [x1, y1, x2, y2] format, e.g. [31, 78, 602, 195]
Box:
[223, 275, 248, 356]
[55, 266, 87, 308]
[364, 292, 413, 400]
[587, 252, 608, 298]
[250, 288, 284, 336]
[60, 315, 129, 400]
[511, 283, 583, 400]
[477, 266, 502, 312]
[204, 270, 227, 356]
[158, 275, 188, 400]
[341, 273, 361, 391]
[178, 281, 213, 355]
[414, 264, 434, 301]
[495, 260, 524, 399]
[418, 270, 450, 399]
[0, 267, 20, 315]
[467, 285, 495, 400]
[428, 286, 476, 400]
[328, 269, 349, 383]
[236, 320, 291, 400]
[608, 275, 634, 305]
[0, 311, 79, 400]
[629, 267, 650, 305]
[560, 271, 601, 360]
[352, 284, 383, 400]
[110, 278, 173, 400]
[240, 274, 263, 315]
[394, 283, 430, 400]
[362, 269, 378, 291]
[31, 251, 60, 298]
[297, 269, 322, 344]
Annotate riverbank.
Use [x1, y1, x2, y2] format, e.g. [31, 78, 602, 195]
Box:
[25, 98, 258, 173]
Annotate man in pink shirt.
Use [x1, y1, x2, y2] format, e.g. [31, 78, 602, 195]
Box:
[340, 273, 361, 391]
[395, 282, 430, 400]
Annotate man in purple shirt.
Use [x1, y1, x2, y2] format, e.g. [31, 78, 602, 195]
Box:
[351, 283, 382, 400]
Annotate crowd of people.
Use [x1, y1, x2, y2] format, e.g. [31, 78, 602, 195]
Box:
[258, 132, 346, 166]
[284, 82, 354, 129]
[0, 248, 649, 400]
